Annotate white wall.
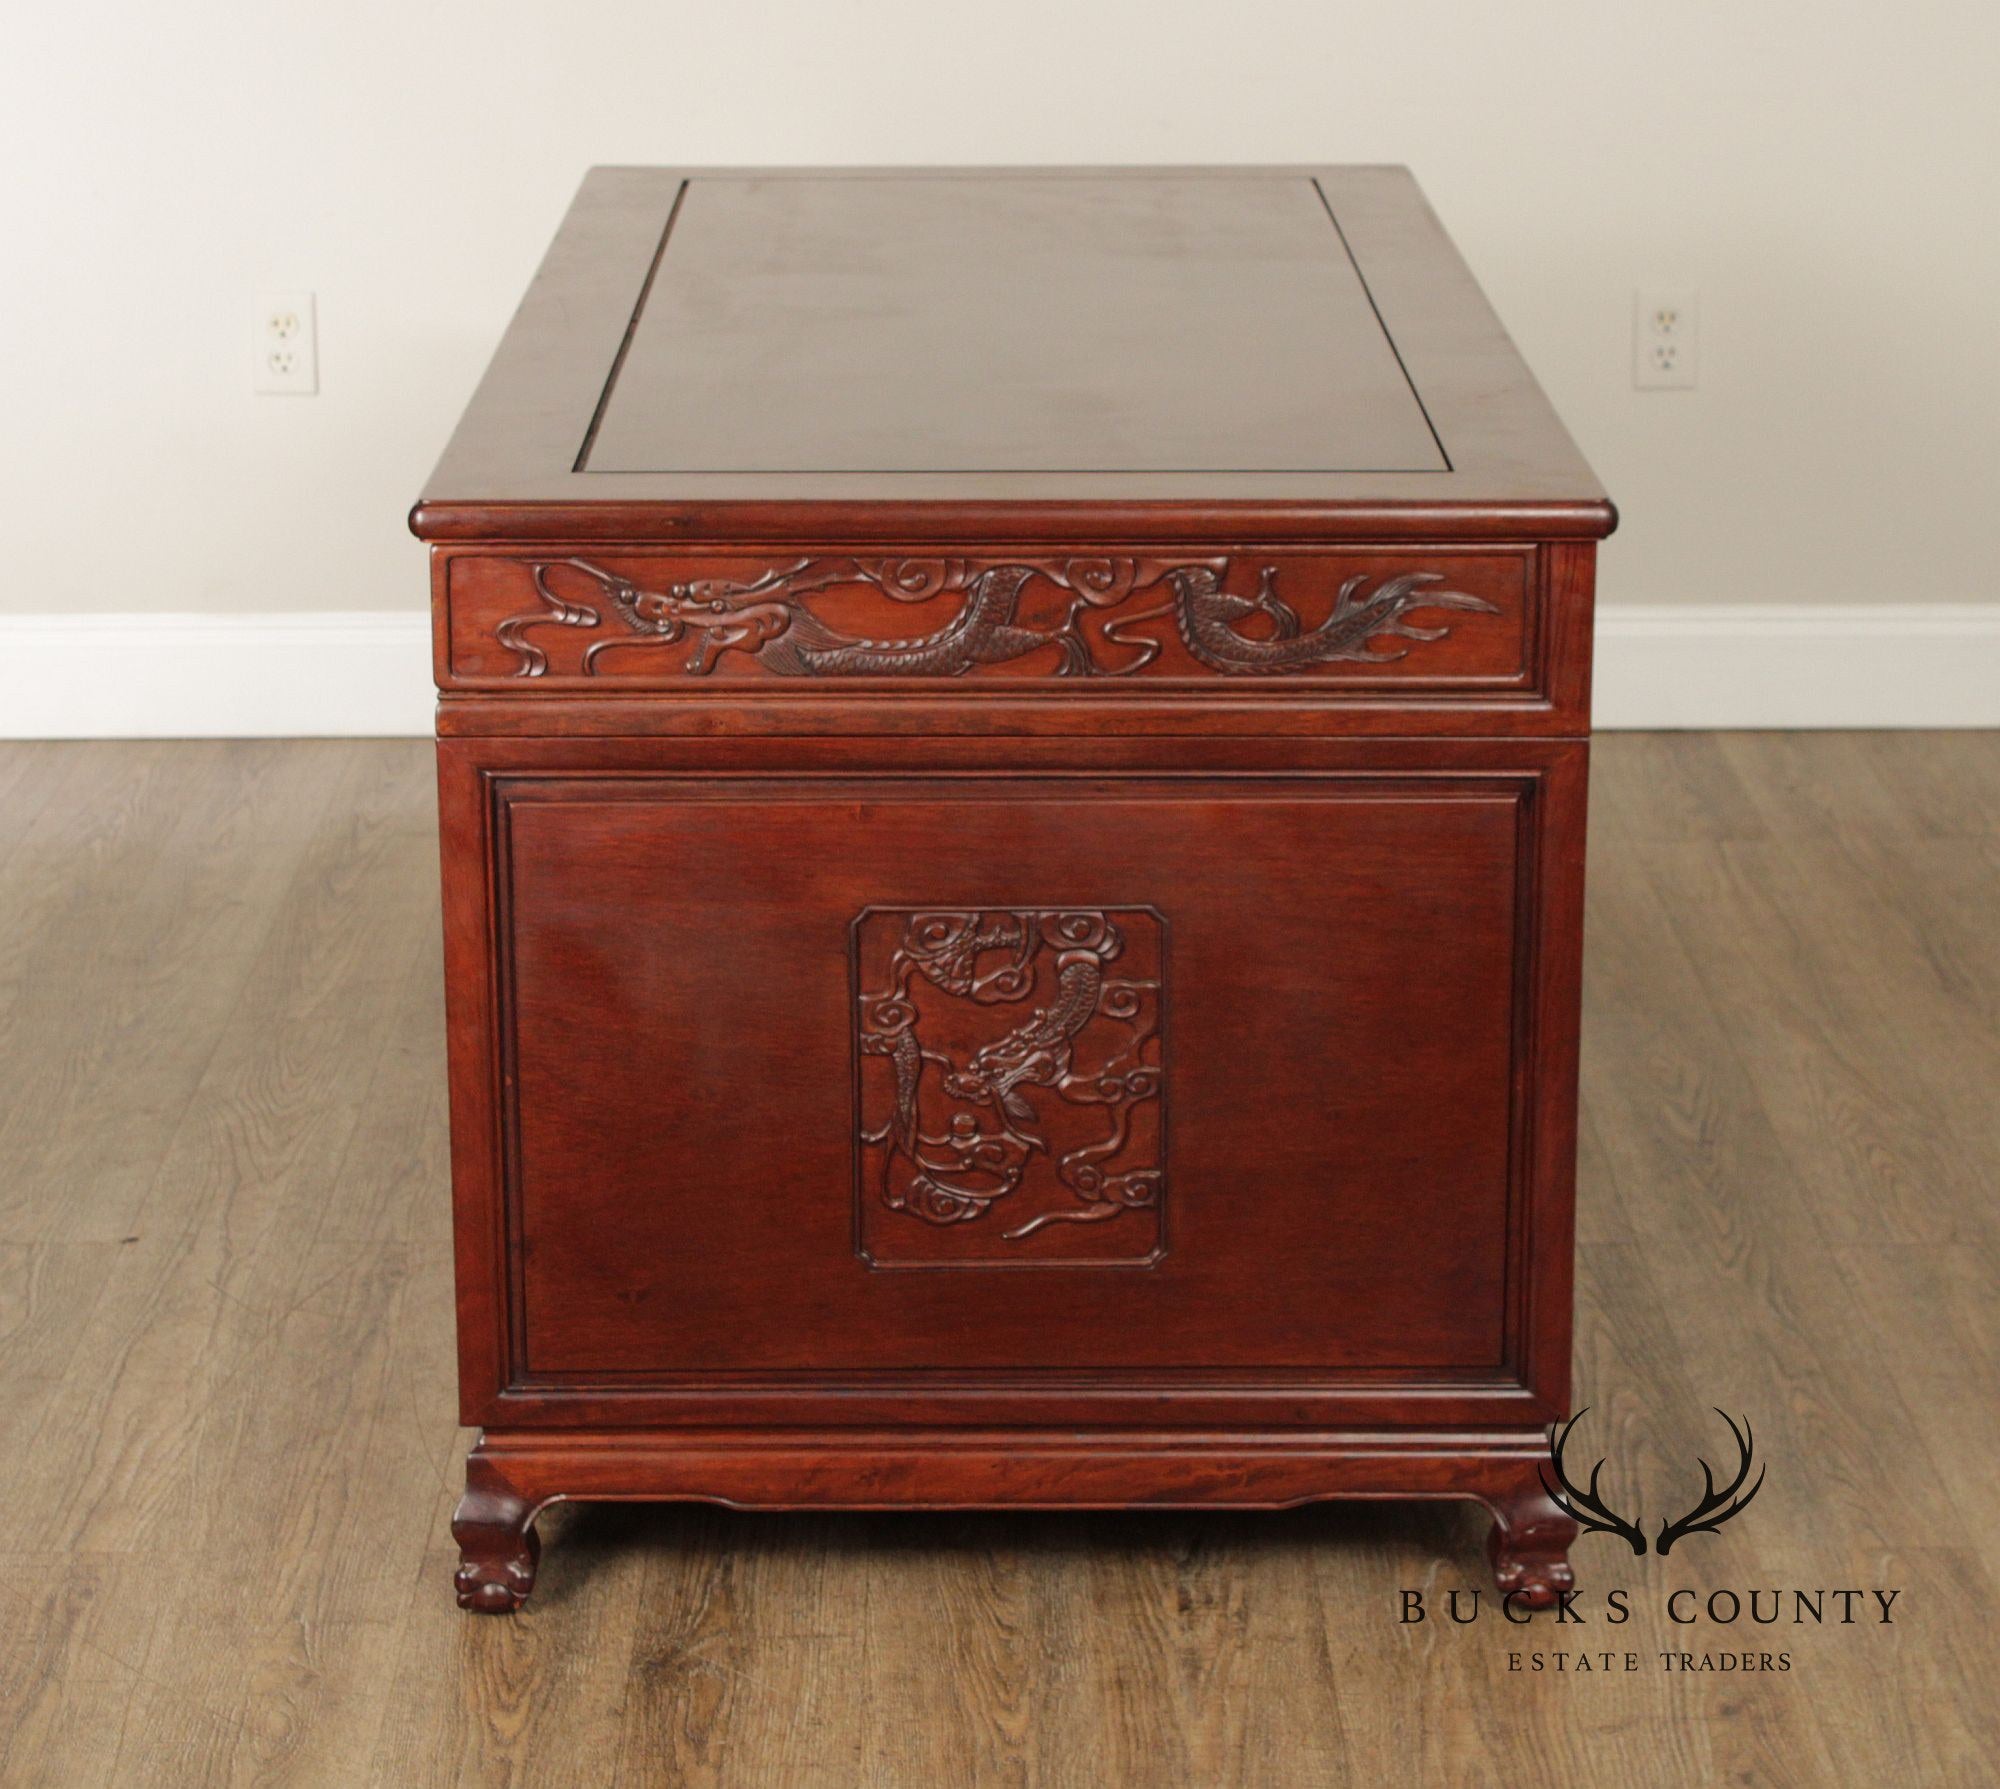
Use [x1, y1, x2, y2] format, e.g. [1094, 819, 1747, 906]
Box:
[4, 0, 1996, 633]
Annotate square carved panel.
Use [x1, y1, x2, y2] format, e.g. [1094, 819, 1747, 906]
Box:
[853, 907, 1167, 1268]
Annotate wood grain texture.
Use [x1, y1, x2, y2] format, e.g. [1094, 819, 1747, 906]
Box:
[417, 169, 1613, 1559]
[426, 536, 1598, 735]
[580, 175, 1445, 477]
[429, 737, 1585, 1453]
[438, 548, 1534, 692]
[410, 165, 1615, 536]
[3, 735, 1996, 1784]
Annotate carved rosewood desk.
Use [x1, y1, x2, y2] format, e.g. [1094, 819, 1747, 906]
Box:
[412, 167, 1615, 1612]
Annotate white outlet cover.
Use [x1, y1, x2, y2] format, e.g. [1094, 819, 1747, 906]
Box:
[254, 290, 318, 395]
[1633, 289, 1698, 390]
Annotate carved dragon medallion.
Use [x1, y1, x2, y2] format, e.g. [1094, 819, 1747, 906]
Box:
[853, 907, 1166, 1268]
[496, 555, 1497, 680]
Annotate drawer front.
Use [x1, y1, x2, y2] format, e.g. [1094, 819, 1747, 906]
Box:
[439, 741, 1585, 1427]
[437, 546, 1553, 703]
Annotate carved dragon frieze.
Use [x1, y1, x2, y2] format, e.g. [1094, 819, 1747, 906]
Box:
[495, 556, 1496, 680]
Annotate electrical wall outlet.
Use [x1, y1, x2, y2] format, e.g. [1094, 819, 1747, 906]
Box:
[1633, 290, 1698, 390]
[254, 292, 318, 395]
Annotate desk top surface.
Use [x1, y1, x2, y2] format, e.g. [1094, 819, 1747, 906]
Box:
[414, 167, 1612, 542]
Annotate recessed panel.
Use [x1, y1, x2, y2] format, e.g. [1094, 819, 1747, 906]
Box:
[582, 176, 1447, 474]
[500, 776, 1522, 1376]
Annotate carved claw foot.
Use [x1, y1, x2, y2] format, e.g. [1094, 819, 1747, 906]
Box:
[452, 1453, 542, 1613]
[1483, 1474, 1579, 1612]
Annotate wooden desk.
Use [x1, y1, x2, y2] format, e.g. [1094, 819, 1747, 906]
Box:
[413, 167, 1615, 1613]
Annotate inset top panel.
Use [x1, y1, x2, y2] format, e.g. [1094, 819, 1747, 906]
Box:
[580, 175, 1446, 476]
[414, 165, 1614, 536]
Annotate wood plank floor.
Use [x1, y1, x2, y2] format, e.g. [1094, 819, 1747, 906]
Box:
[0, 735, 1994, 1787]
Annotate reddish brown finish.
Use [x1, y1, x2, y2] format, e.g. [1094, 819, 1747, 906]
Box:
[409, 167, 1614, 531]
[420, 166, 1612, 1614]
[851, 902, 1170, 1267]
[429, 538, 1599, 736]
[504, 769, 1519, 1367]
[453, 1429, 1581, 1612]
[439, 548, 1535, 689]
[583, 175, 1448, 478]
[450, 1450, 541, 1613]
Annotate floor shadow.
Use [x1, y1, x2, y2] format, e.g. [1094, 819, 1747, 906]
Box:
[530, 1494, 1485, 1607]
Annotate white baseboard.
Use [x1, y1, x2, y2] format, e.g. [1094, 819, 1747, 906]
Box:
[1592, 604, 2000, 728]
[0, 612, 434, 739]
[0, 605, 1995, 737]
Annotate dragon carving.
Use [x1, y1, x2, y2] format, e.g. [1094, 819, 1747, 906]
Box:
[1110, 565, 1497, 675]
[496, 556, 1496, 679]
[856, 909, 1164, 1248]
